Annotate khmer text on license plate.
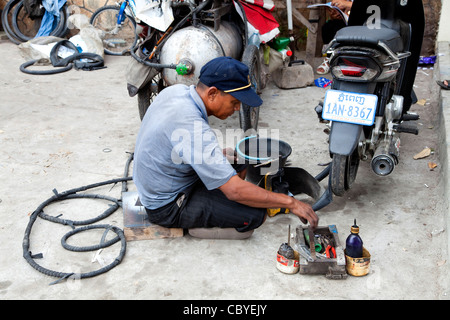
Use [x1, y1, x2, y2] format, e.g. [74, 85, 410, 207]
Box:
[322, 90, 378, 126]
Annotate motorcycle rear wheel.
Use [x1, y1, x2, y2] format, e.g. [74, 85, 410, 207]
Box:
[331, 151, 359, 197]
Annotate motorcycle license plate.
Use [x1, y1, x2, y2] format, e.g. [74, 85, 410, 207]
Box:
[322, 90, 378, 126]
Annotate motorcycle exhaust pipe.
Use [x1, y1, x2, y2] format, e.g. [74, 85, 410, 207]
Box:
[371, 138, 400, 176]
[371, 153, 396, 176]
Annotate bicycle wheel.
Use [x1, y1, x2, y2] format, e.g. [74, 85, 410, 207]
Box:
[90, 5, 138, 56]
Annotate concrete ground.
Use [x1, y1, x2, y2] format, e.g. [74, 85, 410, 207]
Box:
[1, 37, 449, 301]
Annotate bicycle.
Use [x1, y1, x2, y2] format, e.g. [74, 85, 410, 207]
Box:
[90, 0, 139, 56]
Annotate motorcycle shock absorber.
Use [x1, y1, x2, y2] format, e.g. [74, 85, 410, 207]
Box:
[377, 82, 391, 116]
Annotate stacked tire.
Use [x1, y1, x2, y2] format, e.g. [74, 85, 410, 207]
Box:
[1, 0, 68, 44]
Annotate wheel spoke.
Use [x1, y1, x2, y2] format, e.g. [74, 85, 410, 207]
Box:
[90, 6, 137, 55]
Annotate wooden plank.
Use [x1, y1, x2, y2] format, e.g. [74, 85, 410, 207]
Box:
[292, 7, 317, 33]
[305, 6, 321, 66]
[122, 191, 184, 241]
[274, 0, 326, 63]
[124, 226, 184, 241]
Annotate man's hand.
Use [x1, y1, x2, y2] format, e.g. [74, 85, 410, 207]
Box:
[331, 0, 352, 13]
[288, 198, 319, 229]
[329, 0, 352, 19]
[223, 147, 237, 164]
[219, 176, 319, 229]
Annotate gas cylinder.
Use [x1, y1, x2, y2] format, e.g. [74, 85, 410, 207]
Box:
[159, 21, 243, 86]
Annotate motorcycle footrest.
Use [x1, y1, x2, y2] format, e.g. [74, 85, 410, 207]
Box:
[401, 113, 420, 121]
[314, 102, 325, 122]
[393, 123, 419, 135]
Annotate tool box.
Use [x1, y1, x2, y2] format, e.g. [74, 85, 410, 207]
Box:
[271, 60, 314, 89]
[294, 225, 347, 280]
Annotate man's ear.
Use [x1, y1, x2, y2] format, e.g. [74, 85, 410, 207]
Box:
[206, 86, 220, 102]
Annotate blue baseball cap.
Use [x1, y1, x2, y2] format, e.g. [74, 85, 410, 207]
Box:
[199, 56, 263, 107]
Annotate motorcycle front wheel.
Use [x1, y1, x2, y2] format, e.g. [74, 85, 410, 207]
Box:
[331, 151, 359, 197]
[90, 5, 137, 56]
[137, 71, 165, 120]
[239, 44, 261, 134]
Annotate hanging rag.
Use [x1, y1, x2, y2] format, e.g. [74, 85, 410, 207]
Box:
[35, 0, 67, 38]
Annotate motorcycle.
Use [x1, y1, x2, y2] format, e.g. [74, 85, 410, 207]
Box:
[312, 0, 425, 206]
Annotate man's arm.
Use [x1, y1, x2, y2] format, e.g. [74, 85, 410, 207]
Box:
[219, 175, 319, 228]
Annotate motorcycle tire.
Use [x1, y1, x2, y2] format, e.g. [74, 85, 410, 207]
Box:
[331, 152, 359, 197]
[137, 72, 165, 120]
[345, 149, 359, 190]
[239, 44, 261, 134]
[90, 5, 138, 56]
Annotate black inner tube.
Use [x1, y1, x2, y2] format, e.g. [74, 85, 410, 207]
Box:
[20, 58, 73, 75]
[22, 153, 134, 284]
[20, 39, 105, 75]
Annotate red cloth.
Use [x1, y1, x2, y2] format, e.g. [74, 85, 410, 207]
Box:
[239, 0, 279, 36]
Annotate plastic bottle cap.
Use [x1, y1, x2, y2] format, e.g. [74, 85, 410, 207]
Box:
[351, 219, 359, 234]
[286, 50, 293, 57]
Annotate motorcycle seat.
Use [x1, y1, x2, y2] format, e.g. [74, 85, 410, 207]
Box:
[334, 26, 404, 53]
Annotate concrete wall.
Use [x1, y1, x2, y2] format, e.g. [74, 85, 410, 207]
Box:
[438, 0, 450, 42]
[422, 0, 442, 55]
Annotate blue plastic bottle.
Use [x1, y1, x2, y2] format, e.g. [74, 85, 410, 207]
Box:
[345, 219, 363, 258]
[248, 32, 261, 48]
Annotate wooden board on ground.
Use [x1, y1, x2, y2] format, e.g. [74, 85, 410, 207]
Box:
[122, 191, 184, 241]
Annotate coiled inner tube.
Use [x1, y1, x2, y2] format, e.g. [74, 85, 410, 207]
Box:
[22, 178, 130, 284]
[20, 40, 105, 75]
[50, 40, 104, 69]
[23, 153, 134, 285]
[20, 58, 73, 75]
[61, 224, 123, 252]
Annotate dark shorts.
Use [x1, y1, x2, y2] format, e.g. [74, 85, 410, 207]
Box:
[145, 179, 266, 233]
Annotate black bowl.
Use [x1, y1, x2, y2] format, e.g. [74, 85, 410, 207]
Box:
[236, 136, 292, 185]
